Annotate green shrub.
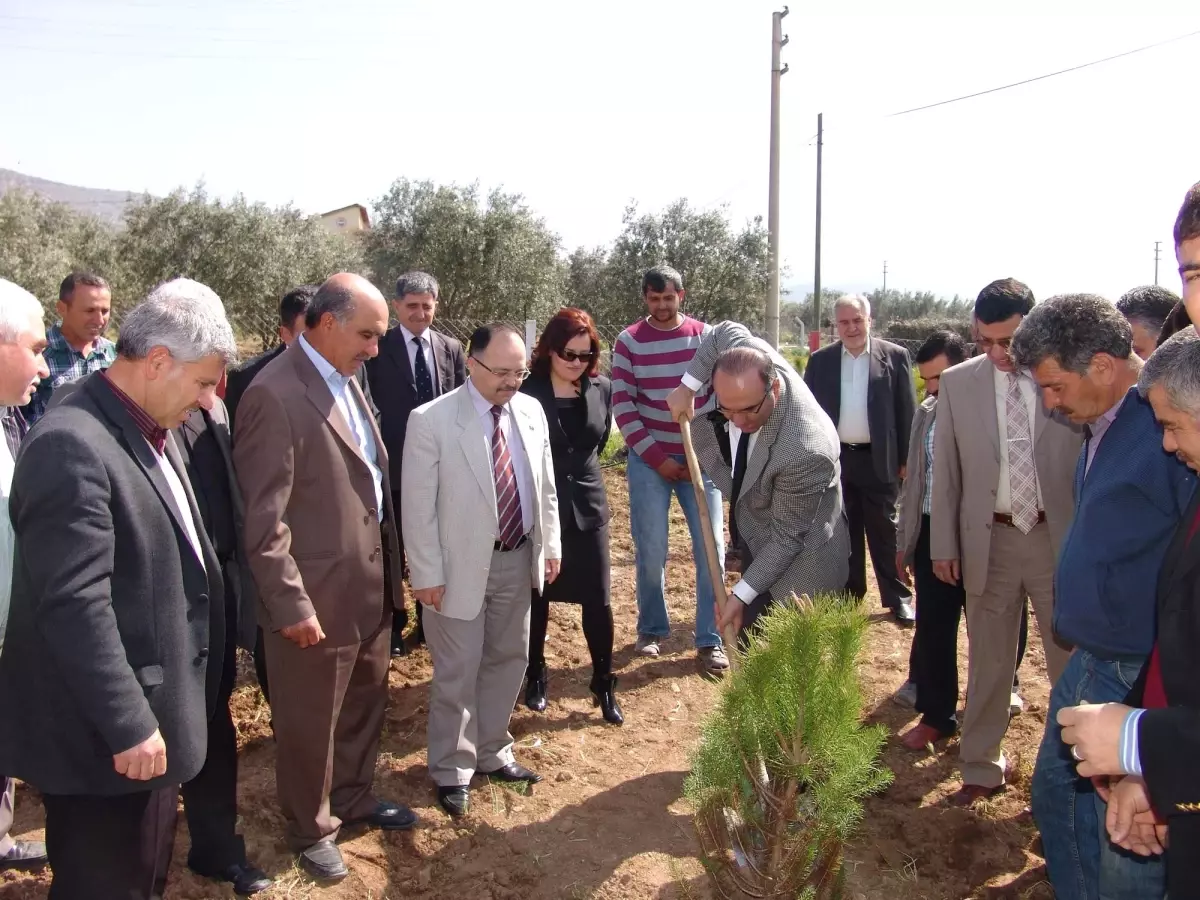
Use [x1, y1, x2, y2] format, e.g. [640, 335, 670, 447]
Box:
[685, 595, 892, 899]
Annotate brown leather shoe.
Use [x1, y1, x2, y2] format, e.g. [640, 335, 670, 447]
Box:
[950, 782, 1007, 807]
[900, 723, 949, 751]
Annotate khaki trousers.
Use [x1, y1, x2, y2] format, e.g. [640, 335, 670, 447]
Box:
[959, 520, 1071, 788]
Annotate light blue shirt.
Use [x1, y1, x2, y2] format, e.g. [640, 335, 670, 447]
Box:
[1120, 708, 1146, 776]
[298, 334, 384, 521]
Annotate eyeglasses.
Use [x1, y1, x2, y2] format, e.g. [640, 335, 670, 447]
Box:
[471, 357, 531, 381]
[716, 392, 771, 417]
[557, 349, 595, 363]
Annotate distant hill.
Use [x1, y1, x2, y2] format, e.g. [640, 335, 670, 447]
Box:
[0, 168, 147, 225]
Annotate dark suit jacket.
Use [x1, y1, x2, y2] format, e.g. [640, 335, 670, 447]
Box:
[520, 372, 612, 532]
[1125, 489, 1200, 895]
[803, 338, 917, 485]
[0, 375, 223, 796]
[366, 326, 466, 486]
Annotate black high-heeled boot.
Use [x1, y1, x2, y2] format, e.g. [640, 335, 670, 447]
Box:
[524, 665, 547, 712]
[589, 674, 624, 726]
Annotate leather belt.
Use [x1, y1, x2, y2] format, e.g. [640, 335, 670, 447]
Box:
[494, 534, 530, 553]
[840, 442, 871, 451]
[993, 511, 1046, 527]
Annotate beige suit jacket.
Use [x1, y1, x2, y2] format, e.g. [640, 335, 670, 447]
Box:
[401, 384, 561, 621]
[930, 355, 1084, 597]
[233, 342, 402, 647]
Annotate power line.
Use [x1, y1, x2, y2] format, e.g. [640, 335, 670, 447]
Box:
[888, 27, 1200, 118]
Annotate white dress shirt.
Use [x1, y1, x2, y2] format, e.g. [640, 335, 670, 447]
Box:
[837, 340, 871, 444]
[400, 324, 438, 395]
[0, 438, 15, 651]
[993, 365, 1044, 514]
[299, 334, 385, 521]
[154, 439, 207, 573]
[728, 421, 761, 605]
[467, 380, 534, 535]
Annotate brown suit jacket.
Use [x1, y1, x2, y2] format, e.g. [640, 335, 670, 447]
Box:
[233, 340, 402, 647]
[930, 354, 1084, 597]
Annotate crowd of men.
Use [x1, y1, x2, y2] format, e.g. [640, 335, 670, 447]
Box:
[0, 179, 1197, 900]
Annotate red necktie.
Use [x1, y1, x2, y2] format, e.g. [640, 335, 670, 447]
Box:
[491, 405, 524, 549]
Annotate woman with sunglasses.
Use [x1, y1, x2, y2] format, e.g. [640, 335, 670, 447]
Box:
[519, 307, 623, 725]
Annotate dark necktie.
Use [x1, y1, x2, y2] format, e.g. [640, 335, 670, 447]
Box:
[491, 406, 524, 548]
[413, 336, 434, 405]
[729, 431, 749, 549]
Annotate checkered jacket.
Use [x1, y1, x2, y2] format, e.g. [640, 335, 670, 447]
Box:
[686, 322, 850, 603]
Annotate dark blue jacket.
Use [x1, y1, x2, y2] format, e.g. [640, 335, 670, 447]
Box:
[1053, 388, 1196, 659]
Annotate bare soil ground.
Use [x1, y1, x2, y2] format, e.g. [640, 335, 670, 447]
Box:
[0, 469, 1052, 899]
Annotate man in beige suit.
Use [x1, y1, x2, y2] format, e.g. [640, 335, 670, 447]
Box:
[402, 323, 560, 819]
[932, 278, 1083, 806]
[234, 274, 415, 883]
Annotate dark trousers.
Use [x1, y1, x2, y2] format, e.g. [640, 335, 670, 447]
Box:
[841, 446, 911, 608]
[43, 786, 179, 900]
[528, 594, 614, 680]
[910, 515, 1029, 734]
[181, 617, 246, 874]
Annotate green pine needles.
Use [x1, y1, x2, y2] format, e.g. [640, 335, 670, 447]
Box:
[685, 594, 893, 899]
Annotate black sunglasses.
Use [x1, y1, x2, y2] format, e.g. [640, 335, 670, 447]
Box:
[557, 349, 595, 363]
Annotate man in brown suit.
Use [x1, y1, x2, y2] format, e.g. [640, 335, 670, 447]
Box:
[234, 274, 415, 882]
[932, 278, 1083, 806]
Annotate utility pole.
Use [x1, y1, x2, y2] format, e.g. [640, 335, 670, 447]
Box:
[1154, 241, 1162, 286]
[813, 112, 823, 348]
[882, 260, 888, 296]
[765, 6, 789, 348]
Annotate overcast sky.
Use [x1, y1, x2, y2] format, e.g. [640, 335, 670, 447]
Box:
[1, 0, 1197, 302]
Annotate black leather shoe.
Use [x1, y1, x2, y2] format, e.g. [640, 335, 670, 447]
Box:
[0, 840, 47, 871]
[346, 800, 418, 831]
[196, 863, 272, 896]
[390, 638, 409, 658]
[590, 674, 624, 726]
[480, 761, 542, 784]
[298, 841, 347, 882]
[437, 786, 470, 818]
[891, 599, 916, 626]
[524, 667, 547, 712]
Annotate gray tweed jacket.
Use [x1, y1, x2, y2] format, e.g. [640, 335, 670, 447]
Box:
[686, 322, 850, 603]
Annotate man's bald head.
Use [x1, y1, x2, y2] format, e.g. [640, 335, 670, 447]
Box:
[304, 272, 389, 376]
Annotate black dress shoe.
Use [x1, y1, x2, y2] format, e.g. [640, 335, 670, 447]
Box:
[197, 863, 272, 896]
[891, 599, 916, 626]
[298, 841, 347, 882]
[346, 800, 418, 831]
[0, 840, 47, 871]
[437, 786, 470, 818]
[590, 674, 624, 725]
[390, 639, 410, 658]
[480, 761, 542, 784]
[524, 667, 547, 712]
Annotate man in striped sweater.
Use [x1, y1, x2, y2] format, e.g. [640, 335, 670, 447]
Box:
[612, 266, 728, 674]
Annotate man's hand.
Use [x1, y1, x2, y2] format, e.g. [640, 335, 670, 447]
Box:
[113, 729, 167, 781]
[280, 615, 325, 648]
[932, 559, 960, 585]
[896, 551, 912, 588]
[666, 384, 696, 424]
[1057, 702, 1131, 777]
[1105, 776, 1167, 856]
[545, 559, 561, 584]
[715, 598, 744, 639]
[414, 585, 445, 612]
[656, 458, 690, 482]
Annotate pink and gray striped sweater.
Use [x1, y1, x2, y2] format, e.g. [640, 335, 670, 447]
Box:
[611, 316, 714, 469]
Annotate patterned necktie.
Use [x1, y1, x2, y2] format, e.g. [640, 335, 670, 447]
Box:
[413, 336, 435, 405]
[491, 405, 524, 548]
[1005, 373, 1039, 533]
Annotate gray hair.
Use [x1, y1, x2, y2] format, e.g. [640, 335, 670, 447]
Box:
[1009, 293, 1132, 374]
[714, 346, 775, 390]
[305, 282, 356, 329]
[1139, 326, 1200, 417]
[117, 280, 237, 365]
[395, 270, 439, 301]
[0, 279, 45, 343]
[834, 293, 871, 319]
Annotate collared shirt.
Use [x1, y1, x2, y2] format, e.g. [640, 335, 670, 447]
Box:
[922, 415, 937, 515]
[837, 339, 871, 445]
[993, 366, 1045, 514]
[1119, 709, 1145, 776]
[1, 407, 27, 459]
[399, 324, 438, 395]
[467, 380, 534, 535]
[728, 421, 760, 605]
[298, 335, 384, 521]
[1084, 391, 1128, 477]
[100, 371, 166, 453]
[22, 324, 116, 425]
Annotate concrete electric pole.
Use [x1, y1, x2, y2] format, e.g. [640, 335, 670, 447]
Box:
[765, 6, 789, 348]
[1155, 241, 1162, 286]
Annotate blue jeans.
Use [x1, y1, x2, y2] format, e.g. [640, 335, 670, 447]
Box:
[1032, 649, 1165, 900]
[627, 451, 724, 649]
